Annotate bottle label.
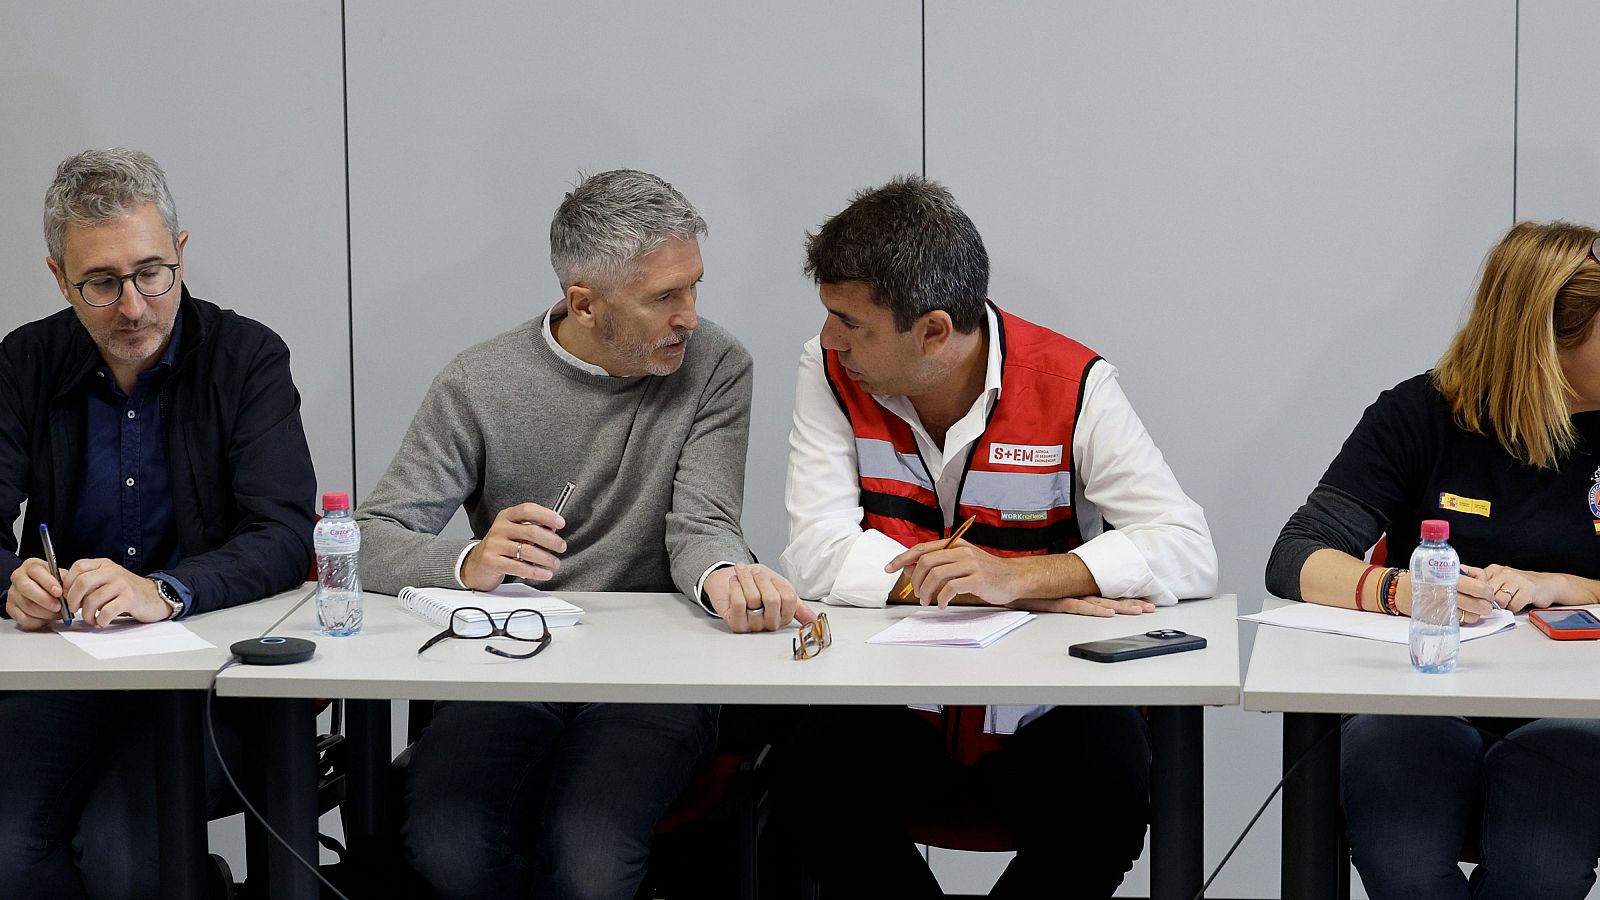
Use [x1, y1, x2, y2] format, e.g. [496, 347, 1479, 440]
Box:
[314, 519, 361, 555]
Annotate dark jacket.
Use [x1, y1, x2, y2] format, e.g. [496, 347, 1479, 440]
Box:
[0, 289, 316, 616]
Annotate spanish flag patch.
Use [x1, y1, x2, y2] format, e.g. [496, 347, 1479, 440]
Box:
[1438, 492, 1491, 517]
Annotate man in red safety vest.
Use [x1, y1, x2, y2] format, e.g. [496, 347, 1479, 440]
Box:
[777, 175, 1217, 899]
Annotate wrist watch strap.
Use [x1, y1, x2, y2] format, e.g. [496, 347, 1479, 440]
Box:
[150, 577, 183, 620]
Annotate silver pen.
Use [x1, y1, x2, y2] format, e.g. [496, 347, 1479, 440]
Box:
[552, 481, 577, 517]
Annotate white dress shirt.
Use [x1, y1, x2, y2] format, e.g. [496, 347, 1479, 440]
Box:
[780, 304, 1217, 608]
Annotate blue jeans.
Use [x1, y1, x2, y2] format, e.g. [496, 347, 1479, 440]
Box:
[0, 690, 242, 900]
[402, 700, 718, 900]
[1342, 714, 1600, 900]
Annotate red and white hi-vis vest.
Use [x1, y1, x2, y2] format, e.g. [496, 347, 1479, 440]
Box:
[824, 304, 1101, 763]
[824, 304, 1099, 558]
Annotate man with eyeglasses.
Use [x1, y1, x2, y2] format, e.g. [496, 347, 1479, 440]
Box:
[357, 169, 808, 900]
[0, 148, 316, 899]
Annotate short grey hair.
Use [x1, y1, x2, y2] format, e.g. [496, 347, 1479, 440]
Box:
[43, 148, 181, 265]
[549, 169, 707, 292]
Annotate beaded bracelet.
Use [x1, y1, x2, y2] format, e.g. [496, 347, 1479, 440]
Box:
[1384, 569, 1404, 615]
[1374, 568, 1401, 615]
[1354, 564, 1380, 612]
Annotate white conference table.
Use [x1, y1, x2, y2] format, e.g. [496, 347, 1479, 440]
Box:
[216, 590, 1240, 900]
[1242, 597, 1600, 900]
[0, 590, 314, 900]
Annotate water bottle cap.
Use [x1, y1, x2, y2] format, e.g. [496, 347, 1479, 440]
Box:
[1420, 519, 1448, 540]
[321, 491, 350, 512]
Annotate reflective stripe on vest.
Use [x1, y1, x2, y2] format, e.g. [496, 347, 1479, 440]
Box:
[959, 469, 1072, 513]
[855, 438, 934, 492]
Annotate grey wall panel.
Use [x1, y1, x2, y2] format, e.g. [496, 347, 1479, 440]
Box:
[1516, 0, 1600, 224]
[926, 2, 1513, 895]
[0, 1, 352, 503]
[346, 1, 920, 557]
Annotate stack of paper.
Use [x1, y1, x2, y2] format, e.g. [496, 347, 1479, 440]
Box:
[867, 609, 1034, 648]
[60, 621, 216, 659]
[1239, 602, 1515, 644]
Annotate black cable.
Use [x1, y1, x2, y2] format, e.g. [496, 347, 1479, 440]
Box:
[1188, 717, 1343, 900]
[206, 657, 352, 900]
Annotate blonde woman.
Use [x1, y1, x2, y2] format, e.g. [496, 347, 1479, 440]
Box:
[1267, 221, 1600, 900]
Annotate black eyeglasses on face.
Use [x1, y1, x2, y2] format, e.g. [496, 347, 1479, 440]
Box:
[71, 263, 180, 308]
[418, 607, 551, 659]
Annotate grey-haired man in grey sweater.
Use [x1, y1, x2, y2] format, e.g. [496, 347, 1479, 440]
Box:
[357, 170, 808, 900]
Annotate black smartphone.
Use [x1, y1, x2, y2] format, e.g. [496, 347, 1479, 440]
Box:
[1068, 628, 1207, 663]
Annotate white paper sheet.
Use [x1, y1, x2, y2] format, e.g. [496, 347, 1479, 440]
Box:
[867, 609, 1034, 648]
[1240, 602, 1515, 645]
[60, 621, 216, 659]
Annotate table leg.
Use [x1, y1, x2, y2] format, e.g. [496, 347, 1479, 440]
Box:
[1148, 705, 1203, 900]
[261, 697, 320, 899]
[153, 690, 208, 900]
[344, 699, 393, 888]
[1281, 712, 1348, 900]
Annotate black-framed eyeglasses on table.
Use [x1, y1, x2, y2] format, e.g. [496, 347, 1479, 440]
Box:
[418, 607, 552, 659]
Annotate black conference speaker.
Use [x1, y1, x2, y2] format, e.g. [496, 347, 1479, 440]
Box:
[231, 636, 316, 665]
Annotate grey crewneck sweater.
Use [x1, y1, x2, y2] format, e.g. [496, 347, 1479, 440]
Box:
[356, 313, 755, 606]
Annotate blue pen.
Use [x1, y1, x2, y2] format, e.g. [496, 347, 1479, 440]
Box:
[38, 524, 72, 625]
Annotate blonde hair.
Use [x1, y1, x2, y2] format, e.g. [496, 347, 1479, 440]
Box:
[1434, 221, 1600, 469]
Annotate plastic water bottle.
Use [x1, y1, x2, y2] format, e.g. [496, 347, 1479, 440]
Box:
[314, 491, 363, 636]
[1408, 519, 1459, 673]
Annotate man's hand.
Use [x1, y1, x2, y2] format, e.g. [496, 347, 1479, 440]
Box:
[7, 558, 66, 631]
[1006, 595, 1156, 618]
[62, 559, 169, 626]
[886, 538, 1024, 608]
[460, 502, 567, 592]
[705, 564, 815, 634]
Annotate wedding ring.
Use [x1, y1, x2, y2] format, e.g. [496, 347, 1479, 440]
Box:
[746, 603, 764, 612]
[1495, 586, 1512, 596]
[514, 543, 524, 562]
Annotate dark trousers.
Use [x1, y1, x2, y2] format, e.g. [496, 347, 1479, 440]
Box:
[777, 705, 1150, 899]
[401, 700, 718, 900]
[1342, 714, 1600, 900]
[0, 690, 242, 900]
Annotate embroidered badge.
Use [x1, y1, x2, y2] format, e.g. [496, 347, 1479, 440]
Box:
[1438, 492, 1491, 517]
[1590, 482, 1600, 519]
[999, 510, 1049, 522]
[988, 443, 1063, 467]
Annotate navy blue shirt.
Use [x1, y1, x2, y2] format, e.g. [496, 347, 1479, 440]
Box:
[72, 317, 193, 613]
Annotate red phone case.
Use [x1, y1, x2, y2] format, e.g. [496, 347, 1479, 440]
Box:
[1529, 608, 1600, 640]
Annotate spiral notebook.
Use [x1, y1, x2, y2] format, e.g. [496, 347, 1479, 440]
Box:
[396, 583, 585, 629]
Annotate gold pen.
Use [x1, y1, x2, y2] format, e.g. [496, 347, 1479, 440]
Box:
[897, 514, 978, 601]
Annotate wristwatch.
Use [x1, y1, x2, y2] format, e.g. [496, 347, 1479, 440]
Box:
[150, 577, 184, 620]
